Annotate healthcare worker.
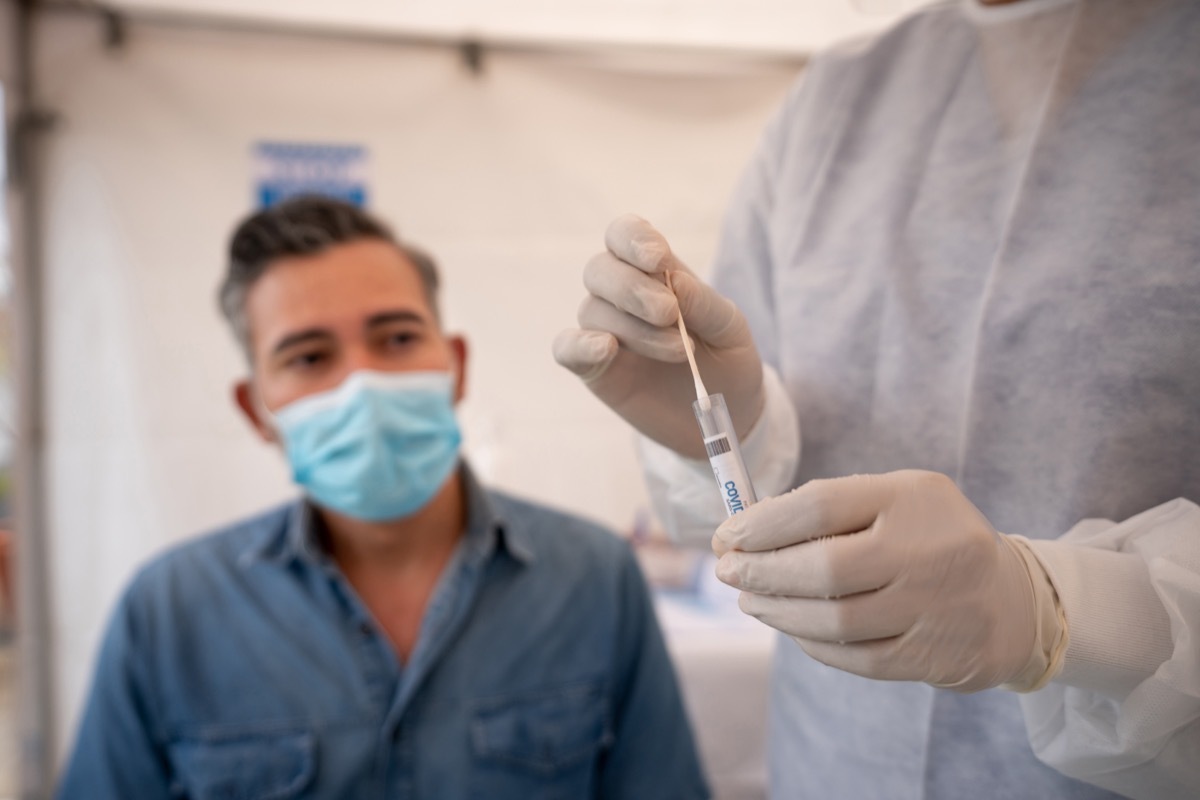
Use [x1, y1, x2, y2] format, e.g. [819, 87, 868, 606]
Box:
[554, 0, 1200, 798]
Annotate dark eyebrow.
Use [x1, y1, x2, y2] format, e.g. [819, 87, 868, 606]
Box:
[268, 311, 429, 357]
[366, 310, 429, 329]
[270, 328, 332, 357]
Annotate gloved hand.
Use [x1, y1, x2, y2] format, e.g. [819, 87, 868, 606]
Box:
[553, 214, 765, 459]
[713, 470, 1054, 692]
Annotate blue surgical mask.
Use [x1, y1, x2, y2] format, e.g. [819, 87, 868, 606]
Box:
[270, 370, 462, 521]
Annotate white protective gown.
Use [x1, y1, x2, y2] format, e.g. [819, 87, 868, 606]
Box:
[640, 0, 1200, 798]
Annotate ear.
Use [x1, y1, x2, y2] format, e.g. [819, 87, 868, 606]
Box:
[234, 380, 279, 444]
[448, 335, 468, 404]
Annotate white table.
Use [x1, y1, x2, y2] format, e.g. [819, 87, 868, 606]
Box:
[654, 554, 776, 800]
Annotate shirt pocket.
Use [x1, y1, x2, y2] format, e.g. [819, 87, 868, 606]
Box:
[469, 679, 613, 797]
[167, 728, 316, 800]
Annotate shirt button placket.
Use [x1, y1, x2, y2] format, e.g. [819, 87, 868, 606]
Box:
[382, 723, 415, 799]
[355, 618, 394, 710]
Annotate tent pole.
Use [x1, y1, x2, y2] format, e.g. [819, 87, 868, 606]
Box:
[38, 0, 807, 68]
[10, 0, 58, 796]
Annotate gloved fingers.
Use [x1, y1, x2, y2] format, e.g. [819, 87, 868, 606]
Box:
[737, 590, 917, 643]
[577, 295, 689, 363]
[715, 530, 898, 598]
[551, 329, 619, 381]
[604, 214, 688, 275]
[583, 250, 679, 327]
[790, 636, 918, 683]
[670, 270, 755, 350]
[715, 474, 892, 553]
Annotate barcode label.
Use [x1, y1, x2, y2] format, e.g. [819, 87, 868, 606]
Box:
[705, 436, 732, 458]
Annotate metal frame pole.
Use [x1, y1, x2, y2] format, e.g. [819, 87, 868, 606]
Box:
[8, 0, 58, 796]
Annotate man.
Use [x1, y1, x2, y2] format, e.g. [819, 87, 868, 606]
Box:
[59, 196, 709, 799]
[554, 0, 1199, 798]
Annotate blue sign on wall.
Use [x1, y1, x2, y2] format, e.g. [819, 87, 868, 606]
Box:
[254, 142, 368, 208]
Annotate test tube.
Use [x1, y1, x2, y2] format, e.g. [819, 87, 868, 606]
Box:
[693, 393, 757, 516]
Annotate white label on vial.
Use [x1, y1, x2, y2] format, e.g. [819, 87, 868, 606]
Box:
[705, 434, 752, 516]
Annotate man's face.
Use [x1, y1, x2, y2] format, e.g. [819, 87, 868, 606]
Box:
[235, 238, 465, 442]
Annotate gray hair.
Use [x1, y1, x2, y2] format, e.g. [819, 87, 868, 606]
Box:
[218, 195, 441, 361]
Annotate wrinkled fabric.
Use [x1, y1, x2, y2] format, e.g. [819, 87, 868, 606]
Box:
[1022, 500, 1200, 799]
[643, 0, 1200, 797]
[58, 467, 709, 799]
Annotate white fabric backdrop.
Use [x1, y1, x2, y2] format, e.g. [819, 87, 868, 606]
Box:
[24, 11, 803, 788]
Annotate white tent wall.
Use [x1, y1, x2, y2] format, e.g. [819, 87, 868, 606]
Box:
[108, 0, 921, 55]
[27, 8, 806, 777]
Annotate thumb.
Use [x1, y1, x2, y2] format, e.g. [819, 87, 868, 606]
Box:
[670, 271, 750, 349]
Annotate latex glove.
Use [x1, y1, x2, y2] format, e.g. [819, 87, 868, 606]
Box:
[552, 214, 765, 459]
[714, 470, 1050, 692]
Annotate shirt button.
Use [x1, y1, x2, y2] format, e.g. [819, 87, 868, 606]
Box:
[357, 621, 373, 638]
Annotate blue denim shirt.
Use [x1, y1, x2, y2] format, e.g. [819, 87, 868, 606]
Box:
[58, 467, 709, 799]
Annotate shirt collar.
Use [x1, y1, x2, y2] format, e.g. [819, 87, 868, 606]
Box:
[460, 464, 537, 566]
[240, 461, 536, 568]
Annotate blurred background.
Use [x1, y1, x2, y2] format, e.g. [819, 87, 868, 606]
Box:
[0, 1, 928, 797]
